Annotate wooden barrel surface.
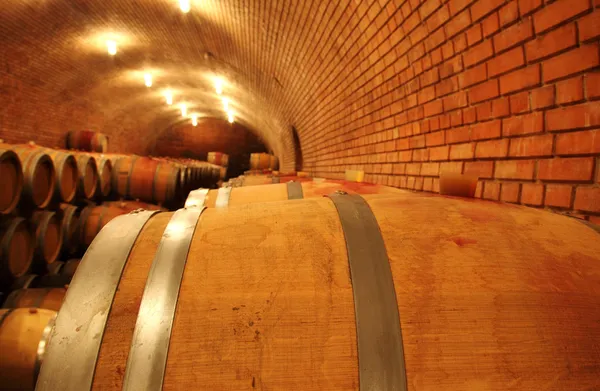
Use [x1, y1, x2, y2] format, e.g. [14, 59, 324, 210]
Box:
[59, 259, 80, 280]
[0, 308, 56, 391]
[104, 200, 167, 213]
[39, 148, 78, 203]
[207, 152, 229, 167]
[1, 144, 55, 208]
[87, 153, 113, 199]
[78, 205, 127, 249]
[0, 148, 23, 214]
[66, 130, 108, 153]
[250, 153, 272, 170]
[74, 153, 98, 200]
[201, 180, 402, 207]
[58, 204, 80, 256]
[112, 155, 137, 198]
[0, 217, 33, 284]
[39, 193, 600, 390]
[3, 288, 67, 311]
[30, 211, 62, 268]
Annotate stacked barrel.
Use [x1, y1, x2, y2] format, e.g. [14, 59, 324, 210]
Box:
[207, 152, 229, 182]
[249, 152, 278, 172]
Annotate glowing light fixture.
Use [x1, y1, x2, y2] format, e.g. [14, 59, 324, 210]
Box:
[106, 40, 117, 56]
[191, 114, 198, 126]
[144, 73, 153, 87]
[180, 103, 187, 117]
[227, 111, 235, 124]
[215, 79, 223, 95]
[179, 0, 190, 13]
[165, 90, 173, 105]
[222, 98, 229, 110]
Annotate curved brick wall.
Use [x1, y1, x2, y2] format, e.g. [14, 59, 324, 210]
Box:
[0, 0, 598, 220]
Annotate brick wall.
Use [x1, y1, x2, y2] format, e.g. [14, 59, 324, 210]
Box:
[300, 0, 600, 222]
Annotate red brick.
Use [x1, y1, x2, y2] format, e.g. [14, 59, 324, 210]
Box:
[419, 0, 443, 20]
[499, 65, 541, 94]
[458, 63, 487, 88]
[424, 100, 444, 116]
[545, 184, 573, 208]
[546, 102, 600, 131]
[399, 150, 413, 162]
[542, 45, 600, 83]
[429, 145, 450, 160]
[499, 1, 519, 27]
[443, 91, 468, 111]
[413, 148, 430, 162]
[472, 119, 502, 140]
[574, 187, 600, 212]
[450, 111, 463, 127]
[531, 85, 555, 110]
[466, 24, 483, 47]
[449, 142, 476, 160]
[538, 157, 595, 181]
[465, 160, 495, 178]
[483, 181, 501, 200]
[475, 181, 484, 198]
[435, 77, 459, 97]
[501, 182, 521, 202]
[495, 160, 536, 179]
[440, 56, 464, 78]
[482, 12, 500, 38]
[445, 9, 472, 38]
[393, 163, 407, 175]
[494, 19, 534, 53]
[488, 47, 525, 77]
[579, 10, 600, 42]
[533, 0, 591, 34]
[441, 161, 464, 174]
[518, 0, 542, 16]
[423, 177, 434, 191]
[463, 39, 494, 68]
[502, 112, 544, 136]
[556, 130, 600, 155]
[426, 130, 446, 146]
[476, 101, 493, 121]
[469, 79, 500, 103]
[463, 106, 477, 124]
[556, 77, 584, 105]
[406, 163, 422, 175]
[471, 0, 505, 22]
[475, 138, 510, 158]
[590, 215, 600, 225]
[421, 162, 441, 176]
[587, 73, 600, 99]
[521, 183, 544, 205]
[449, 0, 476, 15]
[525, 23, 577, 63]
[509, 134, 554, 157]
[492, 97, 511, 118]
[509, 91, 530, 114]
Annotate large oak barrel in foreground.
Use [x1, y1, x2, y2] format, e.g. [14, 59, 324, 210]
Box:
[0, 308, 56, 391]
[0, 148, 23, 214]
[38, 193, 600, 390]
[66, 130, 108, 153]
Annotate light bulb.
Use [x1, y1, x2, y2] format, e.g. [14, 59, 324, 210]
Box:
[192, 114, 198, 126]
[144, 73, 152, 87]
[227, 111, 234, 124]
[165, 90, 173, 105]
[181, 104, 187, 117]
[215, 79, 223, 95]
[222, 98, 229, 110]
[180, 0, 190, 13]
[106, 40, 117, 56]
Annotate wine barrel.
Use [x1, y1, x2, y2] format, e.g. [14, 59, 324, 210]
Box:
[270, 155, 279, 170]
[30, 211, 62, 268]
[37, 193, 600, 391]
[37, 148, 78, 203]
[58, 204, 80, 256]
[66, 130, 108, 153]
[46, 261, 64, 275]
[0, 217, 33, 284]
[207, 152, 229, 167]
[250, 153, 272, 170]
[87, 153, 113, 199]
[104, 200, 167, 213]
[0, 308, 56, 390]
[78, 205, 127, 249]
[74, 153, 98, 200]
[0, 148, 23, 214]
[189, 180, 402, 208]
[0, 144, 55, 208]
[113, 156, 181, 205]
[60, 259, 80, 280]
[3, 288, 66, 311]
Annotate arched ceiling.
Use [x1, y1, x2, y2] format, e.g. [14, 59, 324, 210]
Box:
[1, 0, 384, 172]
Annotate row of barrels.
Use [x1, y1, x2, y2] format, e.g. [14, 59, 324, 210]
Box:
[207, 152, 229, 167]
[18, 182, 600, 390]
[0, 201, 165, 291]
[249, 152, 278, 170]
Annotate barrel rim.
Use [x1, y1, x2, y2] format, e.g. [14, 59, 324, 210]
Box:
[0, 148, 24, 214]
[29, 152, 56, 208]
[0, 217, 33, 280]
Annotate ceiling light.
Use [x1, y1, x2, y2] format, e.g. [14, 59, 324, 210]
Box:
[215, 79, 223, 95]
[191, 114, 198, 126]
[180, 0, 190, 13]
[165, 90, 173, 105]
[227, 111, 234, 124]
[106, 40, 117, 56]
[222, 98, 229, 110]
[144, 73, 152, 87]
[181, 103, 187, 117]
